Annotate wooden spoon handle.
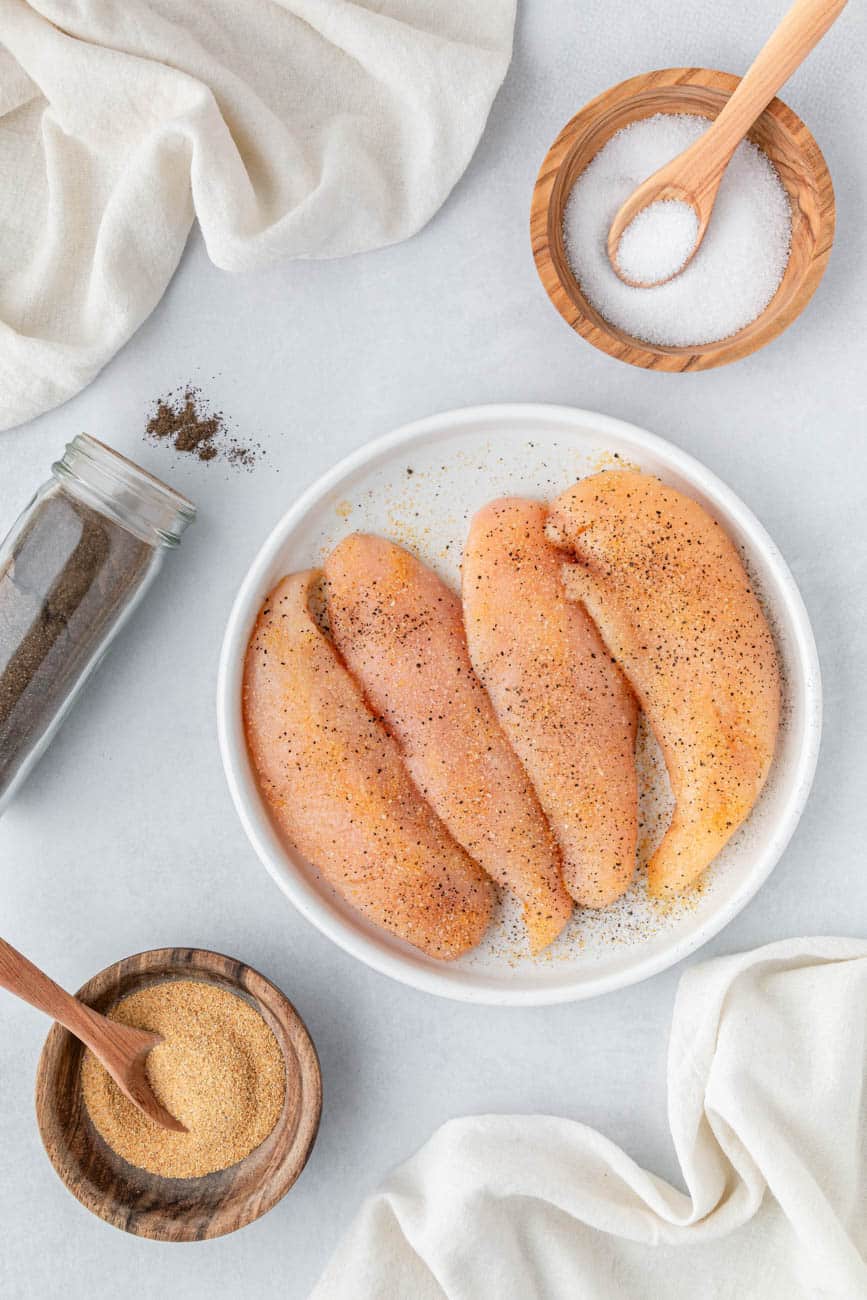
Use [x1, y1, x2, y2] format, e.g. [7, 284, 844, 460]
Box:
[1, 937, 183, 1132]
[0, 937, 106, 1045]
[697, 0, 847, 170]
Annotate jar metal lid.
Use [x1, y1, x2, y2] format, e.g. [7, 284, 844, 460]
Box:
[52, 435, 196, 547]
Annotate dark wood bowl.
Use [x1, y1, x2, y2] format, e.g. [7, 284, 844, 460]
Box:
[35, 948, 321, 1241]
[530, 68, 835, 371]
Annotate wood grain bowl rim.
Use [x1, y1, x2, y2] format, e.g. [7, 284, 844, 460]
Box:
[34, 947, 322, 1241]
[530, 67, 836, 371]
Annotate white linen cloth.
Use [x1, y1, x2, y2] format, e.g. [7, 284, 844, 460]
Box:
[0, 0, 516, 432]
[314, 938, 867, 1299]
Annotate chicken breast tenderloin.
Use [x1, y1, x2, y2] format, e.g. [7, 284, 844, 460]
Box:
[325, 535, 572, 954]
[547, 472, 781, 896]
[463, 499, 639, 907]
[243, 570, 494, 959]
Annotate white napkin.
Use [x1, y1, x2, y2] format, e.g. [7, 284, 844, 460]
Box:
[313, 938, 867, 1299]
[0, 0, 516, 432]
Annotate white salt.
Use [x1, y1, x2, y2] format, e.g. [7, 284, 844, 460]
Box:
[562, 114, 792, 347]
[617, 199, 699, 285]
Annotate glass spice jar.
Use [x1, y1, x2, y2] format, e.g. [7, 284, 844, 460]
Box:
[0, 435, 195, 814]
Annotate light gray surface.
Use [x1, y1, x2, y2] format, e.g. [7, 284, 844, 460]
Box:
[1, 2, 865, 1297]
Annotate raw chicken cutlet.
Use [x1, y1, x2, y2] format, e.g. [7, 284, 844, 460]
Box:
[547, 471, 781, 896]
[463, 499, 639, 907]
[325, 534, 572, 954]
[243, 570, 494, 959]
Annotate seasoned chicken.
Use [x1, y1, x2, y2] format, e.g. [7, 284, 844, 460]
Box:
[243, 570, 494, 959]
[547, 471, 781, 896]
[325, 534, 572, 953]
[463, 499, 639, 907]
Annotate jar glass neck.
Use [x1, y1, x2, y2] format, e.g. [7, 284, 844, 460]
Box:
[52, 436, 196, 547]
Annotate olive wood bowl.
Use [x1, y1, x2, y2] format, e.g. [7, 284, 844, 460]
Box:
[530, 67, 835, 371]
[35, 947, 321, 1241]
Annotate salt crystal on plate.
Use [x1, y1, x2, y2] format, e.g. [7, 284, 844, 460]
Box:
[562, 114, 792, 347]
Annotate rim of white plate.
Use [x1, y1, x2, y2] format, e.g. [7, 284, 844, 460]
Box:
[217, 404, 822, 1005]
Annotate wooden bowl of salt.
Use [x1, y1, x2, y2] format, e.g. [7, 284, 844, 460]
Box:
[35, 948, 321, 1240]
[531, 68, 835, 371]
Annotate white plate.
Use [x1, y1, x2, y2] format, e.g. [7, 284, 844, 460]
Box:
[217, 405, 821, 1005]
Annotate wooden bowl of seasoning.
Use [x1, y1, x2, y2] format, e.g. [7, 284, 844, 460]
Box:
[34, 948, 321, 1241]
[531, 68, 835, 371]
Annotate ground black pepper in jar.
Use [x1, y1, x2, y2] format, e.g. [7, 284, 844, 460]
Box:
[0, 436, 195, 813]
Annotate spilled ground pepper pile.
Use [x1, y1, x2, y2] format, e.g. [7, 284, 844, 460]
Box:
[146, 387, 260, 468]
[81, 980, 285, 1178]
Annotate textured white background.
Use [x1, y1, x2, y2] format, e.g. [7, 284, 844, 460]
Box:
[1, 2, 865, 1296]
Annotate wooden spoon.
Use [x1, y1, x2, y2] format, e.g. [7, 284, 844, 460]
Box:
[607, 0, 848, 286]
[0, 937, 185, 1132]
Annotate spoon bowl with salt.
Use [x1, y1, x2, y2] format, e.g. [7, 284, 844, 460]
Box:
[607, 0, 847, 287]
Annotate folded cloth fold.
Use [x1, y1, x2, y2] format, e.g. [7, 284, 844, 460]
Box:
[313, 938, 867, 1300]
[0, 0, 516, 431]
